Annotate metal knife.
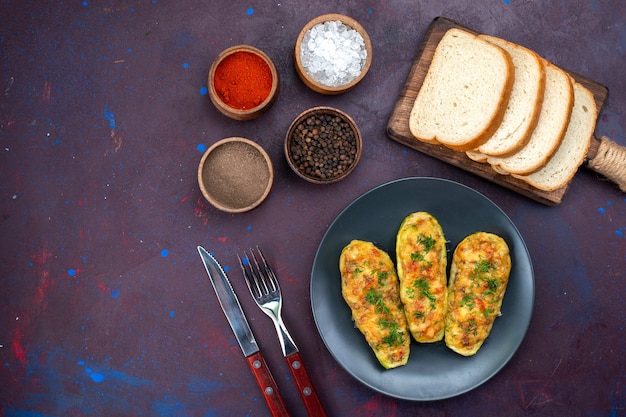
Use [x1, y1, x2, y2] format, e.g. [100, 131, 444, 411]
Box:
[197, 246, 291, 417]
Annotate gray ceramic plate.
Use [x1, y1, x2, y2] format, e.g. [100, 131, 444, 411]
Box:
[310, 177, 534, 400]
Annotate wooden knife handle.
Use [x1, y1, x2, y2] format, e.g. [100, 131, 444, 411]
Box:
[246, 352, 291, 417]
[286, 352, 327, 417]
[587, 136, 626, 192]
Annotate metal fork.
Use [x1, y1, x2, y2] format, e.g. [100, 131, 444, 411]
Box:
[238, 247, 327, 417]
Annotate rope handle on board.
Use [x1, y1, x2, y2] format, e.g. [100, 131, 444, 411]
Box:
[586, 136, 626, 192]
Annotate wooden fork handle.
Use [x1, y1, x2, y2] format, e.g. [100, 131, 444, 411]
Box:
[286, 352, 328, 417]
[246, 352, 291, 417]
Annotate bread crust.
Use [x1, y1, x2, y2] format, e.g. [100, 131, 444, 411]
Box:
[476, 35, 546, 157]
[513, 82, 596, 190]
[487, 61, 574, 175]
[409, 28, 515, 152]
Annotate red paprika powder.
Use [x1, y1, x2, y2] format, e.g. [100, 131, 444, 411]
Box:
[213, 51, 273, 110]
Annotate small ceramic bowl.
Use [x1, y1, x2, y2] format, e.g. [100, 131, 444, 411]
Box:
[294, 14, 372, 95]
[285, 106, 362, 184]
[208, 45, 280, 120]
[198, 137, 274, 213]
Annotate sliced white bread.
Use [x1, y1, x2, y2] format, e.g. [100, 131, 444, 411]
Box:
[475, 35, 546, 156]
[513, 83, 596, 191]
[465, 150, 488, 163]
[487, 61, 574, 175]
[409, 28, 514, 151]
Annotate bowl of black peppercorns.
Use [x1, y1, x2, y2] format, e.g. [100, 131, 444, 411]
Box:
[285, 106, 362, 184]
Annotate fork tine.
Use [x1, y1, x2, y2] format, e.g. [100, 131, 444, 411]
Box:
[246, 249, 266, 295]
[255, 247, 279, 292]
[238, 253, 260, 297]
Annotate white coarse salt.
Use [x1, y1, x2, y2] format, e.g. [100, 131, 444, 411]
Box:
[300, 20, 367, 87]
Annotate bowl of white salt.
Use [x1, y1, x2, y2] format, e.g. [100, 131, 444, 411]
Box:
[294, 14, 372, 95]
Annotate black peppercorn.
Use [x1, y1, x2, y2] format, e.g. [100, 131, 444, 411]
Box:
[288, 110, 360, 182]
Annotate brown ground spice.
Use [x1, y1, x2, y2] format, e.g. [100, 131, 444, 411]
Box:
[201, 141, 271, 209]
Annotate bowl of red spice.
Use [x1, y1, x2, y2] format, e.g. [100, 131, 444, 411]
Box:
[285, 106, 362, 184]
[294, 14, 372, 95]
[208, 45, 280, 120]
[198, 137, 274, 213]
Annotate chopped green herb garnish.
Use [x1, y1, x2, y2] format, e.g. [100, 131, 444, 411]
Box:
[413, 278, 436, 309]
[413, 310, 426, 320]
[464, 319, 478, 336]
[365, 288, 390, 315]
[460, 293, 475, 310]
[473, 257, 494, 280]
[411, 252, 425, 262]
[377, 271, 389, 286]
[411, 233, 436, 266]
[379, 319, 405, 346]
[417, 233, 436, 253]
[405, 287, 415, 299]
[484, 278, 499, 295]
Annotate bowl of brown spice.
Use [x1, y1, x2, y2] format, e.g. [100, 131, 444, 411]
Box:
[198, 137, 274, 213]
[285, 106, 362, 184]
[208, 45, 280, 120]
[294, 14, 372, 95]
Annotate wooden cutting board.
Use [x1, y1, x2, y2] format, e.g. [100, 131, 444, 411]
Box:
[387, 17, 608, 206]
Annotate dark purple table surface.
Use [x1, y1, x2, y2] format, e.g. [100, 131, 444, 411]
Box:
[1, 1, 624, 416]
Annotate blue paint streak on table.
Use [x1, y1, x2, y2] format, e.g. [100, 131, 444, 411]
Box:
[1, 1, 624, 416]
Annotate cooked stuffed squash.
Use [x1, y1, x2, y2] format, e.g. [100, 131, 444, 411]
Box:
[444, 232, 511, 356]
[339, 240, 410, 369]
[396, 212, 448, 343]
